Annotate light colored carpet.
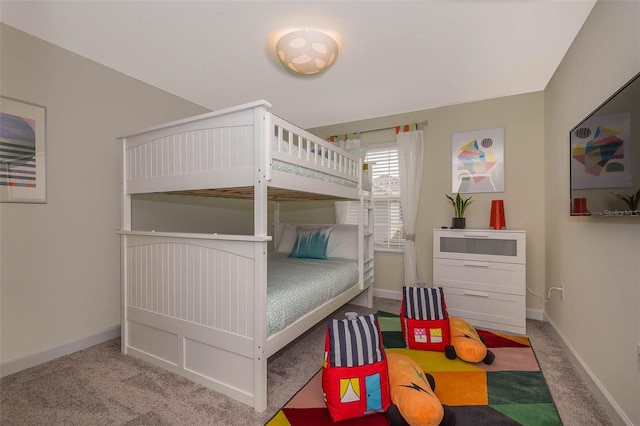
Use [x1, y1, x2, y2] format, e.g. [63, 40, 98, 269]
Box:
[0, 298, 613, 425]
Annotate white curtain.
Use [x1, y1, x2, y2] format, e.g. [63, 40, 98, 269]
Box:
[335, 200, 350, 224]
[397, 128, 424, 286]
[334, 135, 362, 224]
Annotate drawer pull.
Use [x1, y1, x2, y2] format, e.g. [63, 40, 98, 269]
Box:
[464, 290, 490, 298]
[463, 261, 490, 267]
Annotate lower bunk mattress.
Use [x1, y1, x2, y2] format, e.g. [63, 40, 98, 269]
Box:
[267, 253, 358, 337]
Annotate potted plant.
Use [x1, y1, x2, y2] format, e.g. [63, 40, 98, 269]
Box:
[445, 193, 474, 229]
[611, 188, 640, 212]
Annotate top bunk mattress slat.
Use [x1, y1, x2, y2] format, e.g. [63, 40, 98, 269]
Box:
[167, 186, 358, 201]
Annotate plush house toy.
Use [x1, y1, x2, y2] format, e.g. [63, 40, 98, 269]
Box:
[322, 313, 391, 422]
[445, 316, 495, 365]
[400, 286, 451, 351]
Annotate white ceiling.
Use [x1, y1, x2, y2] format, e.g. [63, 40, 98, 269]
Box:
[0, 1, 596, 129]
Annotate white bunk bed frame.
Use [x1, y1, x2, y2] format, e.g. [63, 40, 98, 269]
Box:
[118, 100, 374, 412]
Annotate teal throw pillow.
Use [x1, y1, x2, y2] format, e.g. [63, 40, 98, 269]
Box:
[289, 227, 333, 260]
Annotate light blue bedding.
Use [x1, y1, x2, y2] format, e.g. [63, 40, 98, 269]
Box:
[267, 253, 359, 336]
[272, 159, 359, 188]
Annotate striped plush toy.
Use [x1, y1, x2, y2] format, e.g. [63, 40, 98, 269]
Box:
[400, 286, 451, 351]
[321, 313, 391, 422]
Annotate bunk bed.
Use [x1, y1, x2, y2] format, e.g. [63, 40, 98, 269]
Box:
[117, 100, 374, 412]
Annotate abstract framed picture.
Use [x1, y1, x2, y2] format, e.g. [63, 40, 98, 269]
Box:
[0, 96, 47, 203]
[570, 111, 632, 190]
[451, 127, 504, 193]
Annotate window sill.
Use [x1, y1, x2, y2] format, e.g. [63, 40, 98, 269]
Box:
[374, 248, 404, 255]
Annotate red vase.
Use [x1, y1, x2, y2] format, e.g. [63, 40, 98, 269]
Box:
[572, 197, 591, 216]
[490, 200, 506, 230]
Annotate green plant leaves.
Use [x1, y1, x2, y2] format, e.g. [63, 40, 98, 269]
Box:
[445, 193, 474, 218]
[611, 187, 640, 211]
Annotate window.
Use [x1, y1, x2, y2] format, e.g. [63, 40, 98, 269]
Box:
[345, 142, 404, 250]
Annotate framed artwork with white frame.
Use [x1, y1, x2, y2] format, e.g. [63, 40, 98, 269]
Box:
[451, 127, 504, 193]
[0, 96, 47, 203]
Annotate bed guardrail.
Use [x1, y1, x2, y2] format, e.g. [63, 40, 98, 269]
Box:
[270, 115, 361, 187]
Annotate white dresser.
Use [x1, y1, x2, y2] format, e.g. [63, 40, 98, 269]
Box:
[433, 229, 526, 334]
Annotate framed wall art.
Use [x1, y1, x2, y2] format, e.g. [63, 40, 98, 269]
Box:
[0, 96, 47, 203]
[451, 126, 504, 193]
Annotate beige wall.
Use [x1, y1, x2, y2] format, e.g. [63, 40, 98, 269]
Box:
[132, 194, 255, 234]
[544, 2, 640, 424]
[0, 24, 209, 364]
[2, 2, 638, 422]
[309, 92, 547, 314]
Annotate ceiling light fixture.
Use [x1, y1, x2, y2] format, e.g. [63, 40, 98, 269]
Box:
[275, 29, 339, 75]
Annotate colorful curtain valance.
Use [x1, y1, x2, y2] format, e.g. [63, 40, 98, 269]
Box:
[327, 133, 361, 149]
[395, 123, 420, 134]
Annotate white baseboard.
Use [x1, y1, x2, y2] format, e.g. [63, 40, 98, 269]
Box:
[0, 325, 121, 378]
[526, 308, 544, 321]
[373, 288, 402, 300]
[543, 313, 632, 426]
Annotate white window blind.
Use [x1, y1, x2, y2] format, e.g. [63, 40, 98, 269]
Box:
[345, 143, 404, 250]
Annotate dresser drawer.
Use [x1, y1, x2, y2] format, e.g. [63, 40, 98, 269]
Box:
[433, 229, 525, 264]
[441, 286, 526, 334]
[434, 258, 525, 295]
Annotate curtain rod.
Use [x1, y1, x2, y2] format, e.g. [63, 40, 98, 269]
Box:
[361, 119, 428, 135]
[328, 120, 428, 138]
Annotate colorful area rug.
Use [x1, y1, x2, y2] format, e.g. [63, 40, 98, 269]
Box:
[266, 312, 561, 426]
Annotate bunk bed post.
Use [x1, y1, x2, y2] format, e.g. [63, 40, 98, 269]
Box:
[351, 197, 373, 308]
[253, 104, 270, 412]
[357, 159, 364, 287]
[119, 137, 131, 355]
[349, 163, 374, 308]
[273, 202, 280, 250]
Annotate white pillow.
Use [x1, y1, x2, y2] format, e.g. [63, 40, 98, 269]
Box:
[277, 225, 298, 253]
[327, 227, 358, 260]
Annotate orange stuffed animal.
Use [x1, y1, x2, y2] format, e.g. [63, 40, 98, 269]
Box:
[444, 317, 495, 365]
[385, 352, 456, 426]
